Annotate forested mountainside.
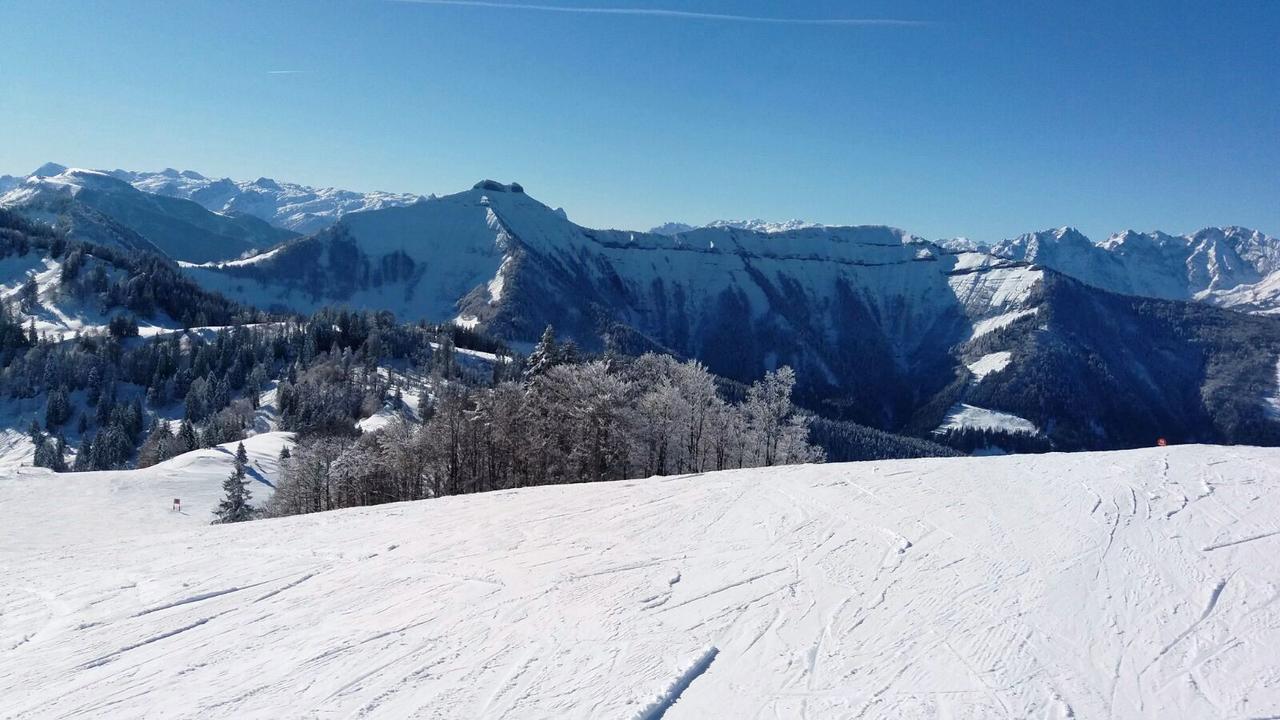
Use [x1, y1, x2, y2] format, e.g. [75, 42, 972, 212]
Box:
[922, 272, 1280, 450]
[0, 208, 264, 343]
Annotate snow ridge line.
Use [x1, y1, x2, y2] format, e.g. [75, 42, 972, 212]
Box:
[631, 646, 719, 720]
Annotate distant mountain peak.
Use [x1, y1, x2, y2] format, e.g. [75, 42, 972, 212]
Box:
[649, 218, 824, 236]
[648, 222, 695, 236]
[472, 180, 525, 194]
[100, 167, 426, 234]
[706, 219, 825, 233]
[31, 162, 68, 177]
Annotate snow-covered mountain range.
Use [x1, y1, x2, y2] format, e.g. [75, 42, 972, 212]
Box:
[0, 166, 296, 263]
[109, 167, 426, 235]
[183, 181, 1038, 421]
[179, 180, 1280, 448]
[3, 166, 1279, 450]
[650, 218, 825, 235]
[990, 225, 1280, 314]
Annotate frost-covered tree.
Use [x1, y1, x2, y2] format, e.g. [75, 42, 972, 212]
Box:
[523, 325, 561, 379]
[745, 366, 799, 466]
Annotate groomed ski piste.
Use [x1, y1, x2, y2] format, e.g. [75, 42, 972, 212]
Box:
[3, 445, 1280, 718]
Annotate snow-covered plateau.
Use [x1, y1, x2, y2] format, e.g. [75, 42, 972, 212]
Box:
[4, 444, 1280, 719]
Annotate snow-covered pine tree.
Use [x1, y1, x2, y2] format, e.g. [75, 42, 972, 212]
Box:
[213, 455, 253, 523]
[524, 325, 560, 379]
[236, 441, 249, 467]
[177, 419, 198, 454]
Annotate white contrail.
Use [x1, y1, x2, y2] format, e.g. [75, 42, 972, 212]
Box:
[389, 0, 926, 26]
[267, 70, 306, 75]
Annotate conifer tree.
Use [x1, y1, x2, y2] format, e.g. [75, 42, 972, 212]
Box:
[524, 325, 560, 379]
[177, 419, 198, 454]
[213, 455, 253, 523]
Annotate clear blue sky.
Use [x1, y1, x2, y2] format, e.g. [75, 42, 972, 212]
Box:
[2, 0, 1277, 241]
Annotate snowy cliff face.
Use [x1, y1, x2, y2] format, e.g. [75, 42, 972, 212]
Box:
[0, 169, 296, 263]
[991, 225, 1280, 313]
[110, 168, 427, 235]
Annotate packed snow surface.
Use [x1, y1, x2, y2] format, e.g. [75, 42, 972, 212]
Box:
[4, 446, 1280, 718]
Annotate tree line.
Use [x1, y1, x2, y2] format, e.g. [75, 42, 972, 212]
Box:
[266, 327, 824, 517]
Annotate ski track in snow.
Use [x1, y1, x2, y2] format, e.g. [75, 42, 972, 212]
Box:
[3, 445, 1280, 718]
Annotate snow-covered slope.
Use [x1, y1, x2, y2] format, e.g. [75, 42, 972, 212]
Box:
[0, 432, 290, 553]
[0, 252, 188, 341]
[3, 445, 1280, 718]
[0, 168, 296, 263]
[992, 226, 1280, 313]
[111, 168, 426, 235]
